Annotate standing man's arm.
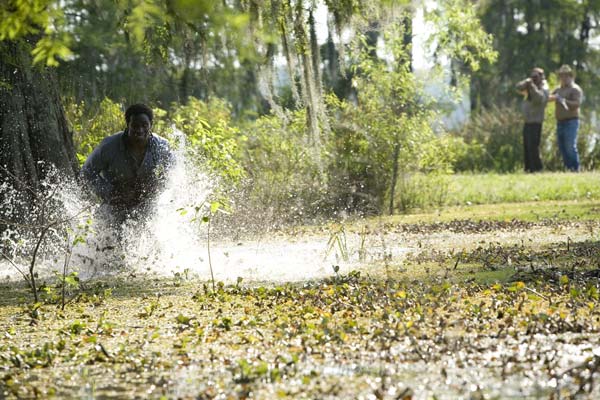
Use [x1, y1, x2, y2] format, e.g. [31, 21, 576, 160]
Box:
[516, 78, 530, 94]
[550, 88, 579, 110]
[528, 84, 548, 104]
[564, 87, 583, 109]
[82, 142, 113, 201]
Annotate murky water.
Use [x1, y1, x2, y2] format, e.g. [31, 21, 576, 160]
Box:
[2, 139, 599, 398]
[160, 332, 599, 399]
[1, 129, 406, 284]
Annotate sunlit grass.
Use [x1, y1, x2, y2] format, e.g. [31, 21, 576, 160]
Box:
[376, 199, 600, 225]
[446, 171, 600, 205]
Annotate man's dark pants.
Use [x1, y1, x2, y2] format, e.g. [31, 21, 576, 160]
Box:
[523, 122, 543, 173]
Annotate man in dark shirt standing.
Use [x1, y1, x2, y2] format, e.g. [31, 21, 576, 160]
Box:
[82, 104, 174, 223]
[516, 67, 549, 173]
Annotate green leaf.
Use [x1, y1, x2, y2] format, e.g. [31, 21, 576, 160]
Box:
[210, 201, 221, 214]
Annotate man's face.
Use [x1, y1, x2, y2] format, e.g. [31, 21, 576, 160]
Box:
[559, 73, 573, 86]
[127, 113, 152, 144]
[530, 72, 541, 85]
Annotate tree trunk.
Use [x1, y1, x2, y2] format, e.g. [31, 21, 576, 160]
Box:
[0, 39, 78, 192]
[309, 4, 322, 99]
[364, 20, 380, 60]
[388, 143, 401, 215]
[576, 9, 591, 72]
[325, 23, 338, 87]
[294, 2, 320, 142]
[388, 13, 412, 215]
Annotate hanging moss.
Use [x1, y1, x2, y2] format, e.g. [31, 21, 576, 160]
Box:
[293, 0, 320, 142]
[308, 2, 322, 98]
[325, 0, 365, 75]
[278, 1, 301, 106]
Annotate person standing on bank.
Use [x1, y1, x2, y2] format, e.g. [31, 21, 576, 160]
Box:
[549, 65, 584, 172]
[82, 104, 174, 223]
[516, 67, 549, 172]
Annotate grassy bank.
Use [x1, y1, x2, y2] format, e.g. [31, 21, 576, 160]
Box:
[393, 171, 600, 213]
[378, 199, 600, 225]
[446, 171, 600, 205]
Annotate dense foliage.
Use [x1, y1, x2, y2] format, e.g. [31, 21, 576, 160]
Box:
[7, 0, 600, 218]
[54, 0, 494, 217]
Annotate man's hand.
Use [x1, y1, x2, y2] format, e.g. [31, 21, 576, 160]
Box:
[516, 78, 531, 92]
[555, 94, 568, 109]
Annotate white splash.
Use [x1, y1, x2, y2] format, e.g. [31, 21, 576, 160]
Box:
[117, 127, 212, 276]
[0, 127, 375, 285]
[115, 127, 364, 282]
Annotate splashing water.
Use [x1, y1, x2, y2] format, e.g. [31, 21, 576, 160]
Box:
[115, 127, 212, 276]
[120, 128, 366, 282]
[0, 127, 371, 285]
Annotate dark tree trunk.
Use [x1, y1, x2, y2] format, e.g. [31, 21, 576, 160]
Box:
[325, 27, 338, 86]
[388, 13, 413, 216]
[179, 65, 192, 102]
[0, 39, 78, 192]
[576, 9, 591, 72]
[402, 13, 413, 72]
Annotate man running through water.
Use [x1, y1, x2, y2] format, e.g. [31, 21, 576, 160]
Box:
[82, 104, 174, 224]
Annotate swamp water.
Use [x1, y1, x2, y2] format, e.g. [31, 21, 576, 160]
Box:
[1, 134, 598, 399]
[0, 131, 404, 284]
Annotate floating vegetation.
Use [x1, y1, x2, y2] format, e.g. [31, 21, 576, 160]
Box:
[1, 214, 600, 398]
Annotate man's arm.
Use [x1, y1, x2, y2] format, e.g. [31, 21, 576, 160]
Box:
[158, 138, 175, 173]
[81, 143, 113, 201]
[551, 88, 581, 110]
[516, 79, 530, 92]
[528, 84, 548, 104]
[564, 87, 583, 109]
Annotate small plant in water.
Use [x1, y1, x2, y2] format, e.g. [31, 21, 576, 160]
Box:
[325, 224, 349, 262]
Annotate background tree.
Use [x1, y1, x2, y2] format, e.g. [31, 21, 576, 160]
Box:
[2, 0, 498, 219]
[471, 0, 600, 110]
[0, 1, 78, 191]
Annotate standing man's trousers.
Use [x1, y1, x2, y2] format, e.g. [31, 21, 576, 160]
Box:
[523, 122, 543, 172]
[556, 118, 580, 172]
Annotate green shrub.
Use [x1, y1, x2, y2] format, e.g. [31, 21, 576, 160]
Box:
[326, 93, 455, 214]
[65, 97, 123, 166]
[170, 97, 245, 185]
[238, 109, 327, 219]
[438, 135, 487, 172]
[451, 105, 523, 172]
